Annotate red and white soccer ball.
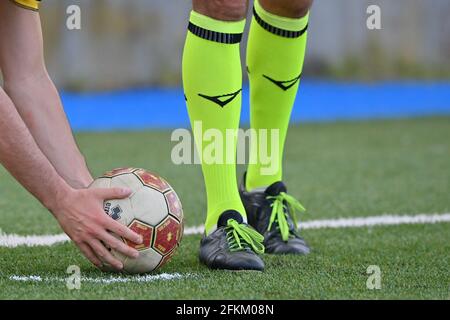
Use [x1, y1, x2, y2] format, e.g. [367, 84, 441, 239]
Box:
[90, 168, 184, 274]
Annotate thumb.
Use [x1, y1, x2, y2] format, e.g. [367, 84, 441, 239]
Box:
[95, 187, 132, 200]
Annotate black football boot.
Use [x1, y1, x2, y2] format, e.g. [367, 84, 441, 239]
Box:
[239, 173, 310, 255]
[199, 210, 265, 271]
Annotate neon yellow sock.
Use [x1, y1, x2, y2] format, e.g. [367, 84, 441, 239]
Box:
[246, 0, 309, 191]
[182, 11, 246, 234]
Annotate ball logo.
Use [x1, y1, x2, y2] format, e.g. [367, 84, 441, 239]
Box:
[103, 202, 121, 220]
[103, 202, 111, 215]
[110, 205, 122, 220]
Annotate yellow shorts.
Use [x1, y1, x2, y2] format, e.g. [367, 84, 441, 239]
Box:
[12, 0, 41, 11]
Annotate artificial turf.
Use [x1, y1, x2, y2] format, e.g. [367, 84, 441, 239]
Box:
[0, 117, 449, 299]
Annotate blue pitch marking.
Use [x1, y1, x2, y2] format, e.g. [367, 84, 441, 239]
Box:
[61, 81, 450, 131]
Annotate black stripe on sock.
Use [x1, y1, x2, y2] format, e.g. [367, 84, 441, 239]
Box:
[188, 22, 243, 44]
[253, 7, 308, 38]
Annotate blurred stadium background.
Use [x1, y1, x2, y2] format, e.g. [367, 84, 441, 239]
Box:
[34, 0, 450, 131]
[42, 0, 450, 89]
[32, 0, 450, 130]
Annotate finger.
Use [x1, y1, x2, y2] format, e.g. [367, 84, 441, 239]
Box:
[95, 187, 132, 200]
[105, 218, 143, 244]
[100, 231, 139, 259]
[78, 242, 102, 268]
[89, 239, 123, 270]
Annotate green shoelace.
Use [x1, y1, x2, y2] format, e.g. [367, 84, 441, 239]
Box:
[267, 192, 306, 242]
[225, 219, 265, 254]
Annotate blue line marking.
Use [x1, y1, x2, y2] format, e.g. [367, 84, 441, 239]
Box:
[61, 81, 450, 131]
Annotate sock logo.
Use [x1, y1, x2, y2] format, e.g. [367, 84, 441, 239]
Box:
[263, 73, 302, 91]
[198, 89, 242, 108]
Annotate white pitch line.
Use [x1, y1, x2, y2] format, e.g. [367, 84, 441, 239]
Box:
[299, 213, 450, 230]
[183, 213, 450, 234]
[0, 232, 69, 248]
[9, 273, 186, 284]
[1, 213, 450, 248]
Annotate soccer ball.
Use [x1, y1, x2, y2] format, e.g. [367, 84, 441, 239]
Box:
[89, 167, 184, 274]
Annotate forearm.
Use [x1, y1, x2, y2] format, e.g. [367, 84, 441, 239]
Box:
[3, 73, 93, 189]
[0, 2, 92, 189]
[0, 88, 71, 211]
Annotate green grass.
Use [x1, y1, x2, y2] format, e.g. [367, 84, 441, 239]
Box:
[0, 117, 449, 299]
